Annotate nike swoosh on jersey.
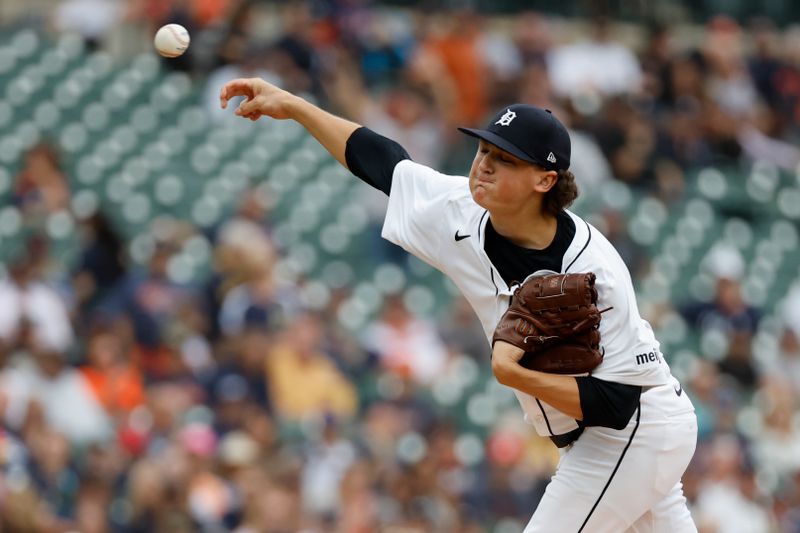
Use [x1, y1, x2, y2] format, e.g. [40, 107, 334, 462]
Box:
[674, 384, 683, 396]
[454, 230, 471, 241]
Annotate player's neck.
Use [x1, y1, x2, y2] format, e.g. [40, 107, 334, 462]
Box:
[489, 209, 558, 250]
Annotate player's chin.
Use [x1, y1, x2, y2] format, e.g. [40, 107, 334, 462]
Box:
[470, 184, 492, 209]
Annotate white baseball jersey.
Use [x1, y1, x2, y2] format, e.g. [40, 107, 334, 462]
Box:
[381, 159, 675, 437]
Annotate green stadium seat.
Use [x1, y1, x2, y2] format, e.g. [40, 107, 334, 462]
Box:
[141, 141, 171, 172]
[0, 45, 16, 77]
[130, 53, 160, 83]
[190, 144, 221, 175]
[770, 219, 798, 251]
[122, 193, 152, 224]
[191, 196, 223, 228]
[53, 76, 86, 110]
[0, 206, 22, 238]
[157, 125, 188, 155]
[38, 48, 70, 77]
[13, 120, 40, 152]
[54, 33, 84, 62]
[319, 224, 350, 255]
[34, 101, 62, 131]
[0, 167, 9, 197]
[178, 106, 209, 136]
[84, 51, 113, 79]
[0, 134, 23, 165]
[131, 105, 159, 134]
[11, 29, 40, 60]
[153, 174, 185, 207]
[0, 99, 12, 130]
[745, 163, 780, 204]
[59, 122, 89, 154]
[70, 188, 100, 219]
[777, 187, 800, 219]
[695, 167, 728, 201]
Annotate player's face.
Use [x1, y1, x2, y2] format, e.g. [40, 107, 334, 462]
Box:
[468, 140, 551, 213]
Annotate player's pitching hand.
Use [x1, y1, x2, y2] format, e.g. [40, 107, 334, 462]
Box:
[219, 78, 298, 122]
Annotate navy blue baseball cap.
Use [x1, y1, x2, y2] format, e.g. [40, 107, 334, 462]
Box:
[458, 104, 571, 171]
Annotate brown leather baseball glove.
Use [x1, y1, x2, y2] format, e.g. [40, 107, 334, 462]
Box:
[492, 272, 608, 375]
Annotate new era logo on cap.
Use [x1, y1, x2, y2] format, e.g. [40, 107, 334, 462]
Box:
[458, 104, 571, 171]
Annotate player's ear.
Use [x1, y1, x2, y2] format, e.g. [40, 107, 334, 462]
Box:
[532, 169, 558, 193]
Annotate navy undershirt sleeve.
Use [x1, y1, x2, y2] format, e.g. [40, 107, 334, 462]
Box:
[344, 127, 411, 196]
[576, 377, 642, 430]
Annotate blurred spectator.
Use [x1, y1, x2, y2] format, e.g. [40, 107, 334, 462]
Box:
[54, 0, 122, 50]
[512, 11, 552, 68]
[337, 460, 380, 532]
[416, 9, 489, 127]
[100, 235, 192, 369]
[0, 237, 74, 357]
[681, 246, 760, 337]
[693, 434, 773, 532]
[362, 295, 449, 385]
[208, 326, 272, 423]
[768, 324, 800, 394]
[773, 26, 800, 138]
[748, 19, 783, 109]
[208, 187, 286, 339]
[73, 212, 128, 316]
[267, 312, 358, 422]
[300, 416, 357, 520]
[548, 16, 643, 104]
[79, 322, 145, 420]
[27, 426, 81, 522]
[267, 2, 321, 96]
[752, 378, 800, 482]
[765, 286, 800, 394]
[13, 142, 70, 220]
[702, 17, 759, 118]
[2, 346, 111, 445]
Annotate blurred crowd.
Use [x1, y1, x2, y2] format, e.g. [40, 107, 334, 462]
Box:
[3, 0, 800, 532]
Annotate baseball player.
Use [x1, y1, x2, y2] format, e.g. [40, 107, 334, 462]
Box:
[220, 78, 698, 532]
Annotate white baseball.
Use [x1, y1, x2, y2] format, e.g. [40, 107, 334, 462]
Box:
[154, 24, 190, 58]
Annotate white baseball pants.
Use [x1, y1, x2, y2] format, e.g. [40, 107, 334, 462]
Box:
[524, 380, 698, 533]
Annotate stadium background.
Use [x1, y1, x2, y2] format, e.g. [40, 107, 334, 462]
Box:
[1, 0, 800, 531]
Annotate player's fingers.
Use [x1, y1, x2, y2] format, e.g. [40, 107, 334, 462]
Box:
[236, 96, 261, 117]
[219, 79, 254, 109]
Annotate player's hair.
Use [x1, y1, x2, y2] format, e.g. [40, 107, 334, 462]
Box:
[543, 169, 579, 215]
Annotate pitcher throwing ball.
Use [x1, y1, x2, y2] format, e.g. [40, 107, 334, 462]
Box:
[220, 77, 698, 532]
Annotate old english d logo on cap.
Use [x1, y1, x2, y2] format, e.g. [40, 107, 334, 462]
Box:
[495, 109, 516, 126]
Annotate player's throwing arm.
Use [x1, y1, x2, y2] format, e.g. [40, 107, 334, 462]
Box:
[219, 78, 360, 168]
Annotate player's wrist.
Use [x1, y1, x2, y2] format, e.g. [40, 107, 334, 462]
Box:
[283, 93, 311, 121]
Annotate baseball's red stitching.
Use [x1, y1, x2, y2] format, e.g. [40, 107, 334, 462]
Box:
[166, 25, 189, 47]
